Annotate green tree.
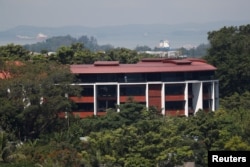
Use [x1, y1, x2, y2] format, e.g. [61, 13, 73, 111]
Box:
[56, 46, 74, 64]
[79, 104, 195, 166]
[221, 91, 250, 111]
[205, 24, 250, 97]
[73, 49, 96, 64]
[0, 61, 81, 139]
[224, 136, 250, 151]
[105, 48, 139, 63]
[0, 44, 30, 61]
[71, 43, 84, 52]
[0, 131, 8, 161]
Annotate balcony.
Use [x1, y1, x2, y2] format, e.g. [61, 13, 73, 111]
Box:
[120, 96, 146, 103]
[70, 96, 94, 103]
[165, 94, 184, 101]
[97, 95, 117, 101]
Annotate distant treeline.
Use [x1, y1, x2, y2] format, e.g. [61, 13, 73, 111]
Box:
[23, 35, 114, 52]
[178, 43, 210, 57]
[23, 34, 209, 57]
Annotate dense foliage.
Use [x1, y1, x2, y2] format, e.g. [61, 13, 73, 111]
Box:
[0, 61, 80, 139]
[1, 100, 250, 166]
[1, 43, 154, 65]
[1, 24, 250, 166]
[204, 24, 250, 97]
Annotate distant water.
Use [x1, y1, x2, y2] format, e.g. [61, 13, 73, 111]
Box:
[3, 20, 249, 49]
[97, 33, 208, 49]
[0, 38, 40, 46]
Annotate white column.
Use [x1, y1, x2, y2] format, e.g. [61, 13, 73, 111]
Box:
[117, 84, 120, 112]
[215, 81, 219, 110]
[184, 82, 189, 116]
[192, 82, 202, 113]
[94, 84, 97, 116]
[211, 82, 215, 111]
[161, 83, 165, 115]
[146, 83, 149, 109]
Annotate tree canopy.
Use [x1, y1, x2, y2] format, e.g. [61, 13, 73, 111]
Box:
[204, 24, 250, 97]
[0, 61, 81, 140]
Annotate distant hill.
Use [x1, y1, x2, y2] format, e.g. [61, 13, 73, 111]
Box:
[23, 35, 114, 52]
[0, 21, 249, 49]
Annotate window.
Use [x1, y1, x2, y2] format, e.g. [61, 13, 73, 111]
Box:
[147, 73, 161, 81]
[97, 74, 117, 82]
[203, 100, 212, 110]
[80, 86, 94, 96]
[203, 83, 212, 94]
[162, 72, 184, 81]
[97, 85, 117, 97]
[165, 101, 185, 110]
[76, 74, 96, 83]
[72, 103, 93, 111]
[125, 74, 145, 82]
[165, 84, 185, 95]
[97, 100, 116, 112]
[120, 85, 145, 96]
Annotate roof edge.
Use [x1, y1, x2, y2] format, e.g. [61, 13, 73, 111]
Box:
[94, 61, 119, 66]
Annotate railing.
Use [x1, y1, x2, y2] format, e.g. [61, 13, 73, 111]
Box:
[165, 95, 185, 101]
[69, 96, 94, 103]
[120, 96, 146, 102]
[97, 95, 116, 100]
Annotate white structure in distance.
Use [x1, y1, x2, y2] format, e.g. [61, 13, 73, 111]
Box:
[159, 40, 170, 49]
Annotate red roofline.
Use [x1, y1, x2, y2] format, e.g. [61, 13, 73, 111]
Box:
[70, 58, 216, 74]
[94, 61, 119, 66]
[163, 59, 192, 65]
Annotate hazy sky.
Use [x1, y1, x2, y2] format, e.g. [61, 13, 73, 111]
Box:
[1, 0, 250, 30]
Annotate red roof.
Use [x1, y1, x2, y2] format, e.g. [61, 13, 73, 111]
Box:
[0, 61, 24, 79]
[0, 71, 11, 79]
[70, 58, 216, 74]
[94, 61, 119, 66]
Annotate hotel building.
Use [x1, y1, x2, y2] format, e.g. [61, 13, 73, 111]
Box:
[68, 58, 219, 118]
